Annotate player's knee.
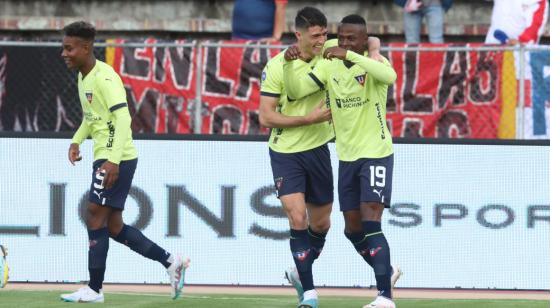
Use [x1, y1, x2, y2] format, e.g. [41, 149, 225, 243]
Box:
[343, 212, 363, 233]
[85, 204, 108, 229]
[360, 202, 384, 221]
[310, 218, 330, 234]
[285, 206, 308, 229]
[288, 213, 308, 229]
[107, 222, 123, 238]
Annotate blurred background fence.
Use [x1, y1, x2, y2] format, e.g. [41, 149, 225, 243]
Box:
[1, 40, 550, 139]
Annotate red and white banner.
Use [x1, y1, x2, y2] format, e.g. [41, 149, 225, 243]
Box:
[111, 41, 522, 138]
[386, 44, 507, 138]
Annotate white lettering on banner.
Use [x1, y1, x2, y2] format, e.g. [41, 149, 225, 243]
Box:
[0, 139, 549, 289]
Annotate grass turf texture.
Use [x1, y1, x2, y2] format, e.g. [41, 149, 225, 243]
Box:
[0, 290, 549, 307]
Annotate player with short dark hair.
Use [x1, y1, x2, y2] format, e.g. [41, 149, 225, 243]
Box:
[259, 6, 334, 308]
[59, 21, 189, 303]
[284, 14, 401, 308]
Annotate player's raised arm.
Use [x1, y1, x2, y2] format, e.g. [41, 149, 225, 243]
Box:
[282, 50, 326, 100]
[345, 49, 396, 85]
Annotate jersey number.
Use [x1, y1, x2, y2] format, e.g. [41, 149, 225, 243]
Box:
[369, 165, 386, 187]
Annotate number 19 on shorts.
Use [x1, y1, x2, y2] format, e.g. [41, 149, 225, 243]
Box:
[369, 165, 386, 188]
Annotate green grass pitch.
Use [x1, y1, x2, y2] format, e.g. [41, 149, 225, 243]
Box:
[0, 290, 549, 307]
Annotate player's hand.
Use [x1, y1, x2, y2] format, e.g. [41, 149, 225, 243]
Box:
[68, 143, 82, 165]
[284, 45, 301, 61]
[306, 100, 332, 124]
[98, 161, 119, 190]
[323, 46, 347, 60]
[368, 50, 384, 63]
[368, 37, 384, 63]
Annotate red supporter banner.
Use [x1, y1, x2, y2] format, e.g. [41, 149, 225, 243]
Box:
[111, 41, 511, 138]
[387, 43, 505, 138]
[111, 38, 197, 134]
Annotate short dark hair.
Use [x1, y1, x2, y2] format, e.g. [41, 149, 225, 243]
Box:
[340, 14, 367, 26]
[295, 7, 327, 30]
[63, 21, 96, 41]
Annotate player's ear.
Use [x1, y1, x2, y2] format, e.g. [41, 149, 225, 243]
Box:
[82, 39, 92, 55]
[362, 32, 369, 49]
[294, 30, 302, 41]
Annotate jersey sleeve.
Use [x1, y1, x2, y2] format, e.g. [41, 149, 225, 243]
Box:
[107, 108, 132, 164]
[345, 51, 397, 85]
[322, 38, 338, 51]
[283, 59, 327, 100]
[97, 72, 128, 112]
[98, 71, 132, 164]
[260, 59, 283, 98]
[71, 120, 90, 145]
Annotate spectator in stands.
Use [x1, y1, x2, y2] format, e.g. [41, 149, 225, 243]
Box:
[232, 0, 288, 42]
[394, 0, 453, 43]
[485, 0, 548, 45]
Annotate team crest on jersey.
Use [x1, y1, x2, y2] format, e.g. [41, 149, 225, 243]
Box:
[354, 74, 366, 86]
[85, 91, 93, 104]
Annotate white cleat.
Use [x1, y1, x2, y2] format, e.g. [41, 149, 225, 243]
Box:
[60, 286, 104, 303]
[167, 254, 190, 300]
[0, 245, 8, 288]
[284, 267, 304, 302]
[391, 265, 402, 289]
[363, 295, 396, 308]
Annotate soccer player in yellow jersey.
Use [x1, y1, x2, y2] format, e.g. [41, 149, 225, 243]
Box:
[259, 7, 333, 308]
[260, 8, 385, 308]
[284, 15, 401, 308]
[59, 21, 188, 303]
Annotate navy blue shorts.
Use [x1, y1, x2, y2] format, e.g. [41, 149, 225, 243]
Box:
[338, 154, 393, 211]
[269, 144, 334, 205]
[88, 158, 138, 210]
